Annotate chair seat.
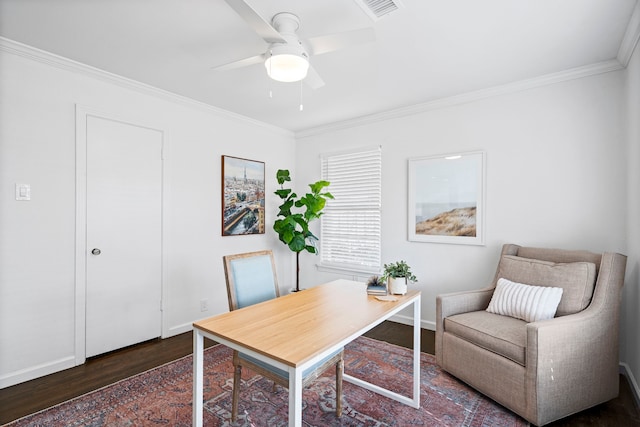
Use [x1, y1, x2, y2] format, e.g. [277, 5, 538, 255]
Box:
[444, 311, 527, 366]
[238, 347, 344, 380]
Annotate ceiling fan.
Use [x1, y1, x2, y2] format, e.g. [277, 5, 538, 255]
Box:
[214, 0, 376, 89]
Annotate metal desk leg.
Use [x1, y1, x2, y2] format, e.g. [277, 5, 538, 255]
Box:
[193, 330, 204, 427]
[342, 294, 422, 408]
[412, 297, 421, 407]
[288, 366, 303, 427]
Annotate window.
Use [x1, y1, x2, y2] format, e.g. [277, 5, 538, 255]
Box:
[320, 146, 382, 274]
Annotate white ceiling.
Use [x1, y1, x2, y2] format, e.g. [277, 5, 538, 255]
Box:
[0, 0, 637, 132]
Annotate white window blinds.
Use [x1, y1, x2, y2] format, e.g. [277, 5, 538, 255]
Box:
[320, 146, 382, 273]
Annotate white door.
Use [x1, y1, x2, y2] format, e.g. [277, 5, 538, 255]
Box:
[85, 116, 162, 358]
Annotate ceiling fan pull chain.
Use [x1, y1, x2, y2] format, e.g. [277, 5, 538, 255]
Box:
[269, 50, 274, 98]
[299, 81, 304, 111]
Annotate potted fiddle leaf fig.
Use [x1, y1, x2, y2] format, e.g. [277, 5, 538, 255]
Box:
[381, 260, 417, 295]
[273, 169, 333, 292]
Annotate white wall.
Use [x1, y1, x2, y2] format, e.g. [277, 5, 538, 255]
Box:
[621, 38, 640, 394]
[296, 71, 627, 332]
[2, 37, 637, 394]
[0, 43, 295, 387]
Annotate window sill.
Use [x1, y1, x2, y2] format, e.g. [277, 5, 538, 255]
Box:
[316, 262, 380, 277]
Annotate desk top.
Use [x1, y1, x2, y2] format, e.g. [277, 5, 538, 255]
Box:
[193, 279, 420, 368]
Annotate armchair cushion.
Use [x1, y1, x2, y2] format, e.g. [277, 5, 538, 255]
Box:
[497, 255, 596, 316]
[444, 311, 527, 365]
[486, 278, 563, 322]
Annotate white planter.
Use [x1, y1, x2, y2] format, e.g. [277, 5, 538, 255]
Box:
[388, 277, 407, 295]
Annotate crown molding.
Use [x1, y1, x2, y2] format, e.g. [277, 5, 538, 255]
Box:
[296, 59, 624, 138]
[0, 36, 628, 141]
[0, 37, 293, 138]
[618, 0, 640, 66]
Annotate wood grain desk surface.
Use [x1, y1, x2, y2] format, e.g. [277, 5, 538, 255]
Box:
[193, 279, 420, 368]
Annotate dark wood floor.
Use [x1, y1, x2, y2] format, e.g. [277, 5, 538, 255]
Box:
[1, 321, 638, 426]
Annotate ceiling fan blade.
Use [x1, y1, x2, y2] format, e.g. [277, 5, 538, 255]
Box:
[305, 66, 325, 90]
[306, 27, 375, 56]
[212, 54, 265, 71]
[224, 0, 286, 44]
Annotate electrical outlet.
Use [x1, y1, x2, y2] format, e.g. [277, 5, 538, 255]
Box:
[15, 183, 31, 201]
[200, 299, 209, 312]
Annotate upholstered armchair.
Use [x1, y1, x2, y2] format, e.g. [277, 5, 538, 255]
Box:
[436, 244, 627, 426]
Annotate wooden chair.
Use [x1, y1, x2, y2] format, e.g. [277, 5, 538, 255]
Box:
[222, 250, 344, 422]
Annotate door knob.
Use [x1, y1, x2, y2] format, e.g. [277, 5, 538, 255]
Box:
[91, 248, 101, 255]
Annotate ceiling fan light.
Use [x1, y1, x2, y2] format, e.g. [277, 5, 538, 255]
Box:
[265, 53, 309, 82]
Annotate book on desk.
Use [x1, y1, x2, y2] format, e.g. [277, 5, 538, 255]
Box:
[366, 284, 388, 295]
[365, 275, 388, 295]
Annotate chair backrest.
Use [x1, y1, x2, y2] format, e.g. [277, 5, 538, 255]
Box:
[223, 250, 280, 311]
[491, 244, 626, 316]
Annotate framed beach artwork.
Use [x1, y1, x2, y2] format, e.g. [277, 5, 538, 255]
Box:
[221, 155, 265, 236]
[408, 151, 485, 245]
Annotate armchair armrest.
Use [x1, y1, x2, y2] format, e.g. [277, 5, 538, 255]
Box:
[435, 287, 494, 365]
[526, 306, 621, 424]
[436, 287, 494, 322]
[525, 251, 626, 425]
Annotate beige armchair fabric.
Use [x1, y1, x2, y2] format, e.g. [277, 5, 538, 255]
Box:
[436, 244, 627, 426]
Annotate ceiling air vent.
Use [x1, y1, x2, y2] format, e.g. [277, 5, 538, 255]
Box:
[353, 0, 404, 22]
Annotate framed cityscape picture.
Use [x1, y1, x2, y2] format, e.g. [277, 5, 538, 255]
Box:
[221, 155, 265, 236]
[408, 151, 485, 245]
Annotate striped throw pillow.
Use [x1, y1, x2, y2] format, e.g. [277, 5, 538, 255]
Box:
[486, 278, 563, 322]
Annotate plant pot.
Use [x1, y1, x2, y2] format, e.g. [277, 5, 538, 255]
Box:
[388, 277, 407, 295]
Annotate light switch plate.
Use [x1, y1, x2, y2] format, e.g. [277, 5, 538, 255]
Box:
[15, 183, 30, 201]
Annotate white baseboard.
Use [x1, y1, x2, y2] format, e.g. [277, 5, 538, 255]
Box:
[388, 314, 436, 331]
[167, 316, 435, 345]
[0, 355, 76, 389]
[620, 362, 640, 410]
[165, 322, 194, 339]
[0, 316, 434, 389]
[1, 323, 195, 389]
[166, 316, 434, 349]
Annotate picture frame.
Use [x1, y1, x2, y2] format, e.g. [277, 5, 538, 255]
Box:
[221, 155, 265, 236]
[408, 151, 485, 245]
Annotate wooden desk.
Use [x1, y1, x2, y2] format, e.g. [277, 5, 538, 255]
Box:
[192, 279, 421, 427]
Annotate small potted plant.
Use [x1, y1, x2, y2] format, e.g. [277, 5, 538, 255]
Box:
[381, 260, 417, 295]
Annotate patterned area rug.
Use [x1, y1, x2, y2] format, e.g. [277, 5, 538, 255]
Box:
[5, 336, 528, 426]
